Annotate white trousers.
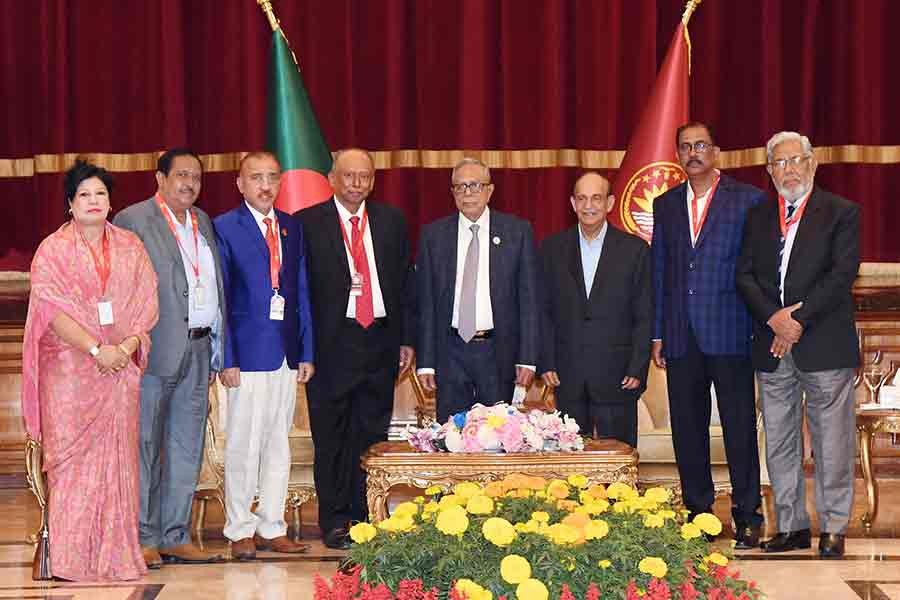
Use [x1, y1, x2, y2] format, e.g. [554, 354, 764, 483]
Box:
[223, 359, 297, 541]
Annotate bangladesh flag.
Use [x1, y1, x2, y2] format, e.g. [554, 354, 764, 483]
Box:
[267, 30, 333, 213]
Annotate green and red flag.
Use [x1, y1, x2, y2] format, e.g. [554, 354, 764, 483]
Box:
[266, 29, 333, 213]
[611, 1, 702, 242]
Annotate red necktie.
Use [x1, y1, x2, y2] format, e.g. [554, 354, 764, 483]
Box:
[262, 217, 280, 289]
[350, 216, 374, 328]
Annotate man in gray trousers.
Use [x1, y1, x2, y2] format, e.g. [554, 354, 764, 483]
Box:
[737, 131, 860, 558]
[114, 148, 226, 567]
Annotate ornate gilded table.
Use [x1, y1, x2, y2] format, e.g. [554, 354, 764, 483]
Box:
[362, 439, 638, 522]
[856, 409, 900, 532]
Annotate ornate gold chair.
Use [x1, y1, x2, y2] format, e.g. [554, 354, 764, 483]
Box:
[24, 435, 47, 544]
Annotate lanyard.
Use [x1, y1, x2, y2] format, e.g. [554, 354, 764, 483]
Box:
[778, 190, 811, 238]
[156, 193, 200, 281]
[79, 226, 111, 295]
[690, 175, 720, 241]
[338, 209, 369, 269]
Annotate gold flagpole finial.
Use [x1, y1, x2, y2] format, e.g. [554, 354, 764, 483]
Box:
[682, 0, 703, 26]
[257, 0, 280, 32]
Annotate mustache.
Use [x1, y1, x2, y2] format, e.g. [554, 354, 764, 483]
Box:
[687, 159, 703, 167]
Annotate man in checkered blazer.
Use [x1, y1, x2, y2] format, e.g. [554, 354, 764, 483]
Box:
[651, 121, 765, 549]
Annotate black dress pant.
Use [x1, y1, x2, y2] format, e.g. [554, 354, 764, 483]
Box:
[556, 384, 638, 448]
[665, 326, 763, 527]
[435, 333, 514, 423]
[307, 319, 395, 533]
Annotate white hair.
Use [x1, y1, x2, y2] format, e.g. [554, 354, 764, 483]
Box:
[451, 157, 491, 182]
[766, 131, 813, 163]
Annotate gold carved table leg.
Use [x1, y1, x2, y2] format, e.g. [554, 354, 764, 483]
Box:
[857, 422, 877, 533]
[366, 468, 391, 523]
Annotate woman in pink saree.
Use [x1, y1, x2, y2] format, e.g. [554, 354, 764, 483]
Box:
[22, 160, 159, 581]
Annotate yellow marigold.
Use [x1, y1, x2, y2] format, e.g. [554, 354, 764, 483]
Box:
[423, 501, 440, 514]
[557, 499, 579, 512]
[455, 578, 493, 600]
[547, 479, 571, 499]
[525, 475, 548, 490]
[699, 562, 709, 572]
[393, 501, 419, 518]
[439, 494, 467, 508]
[516, 578, 549, 600]
[502, 474, 530, 491]
[377, 515, 414, 532]
[612, 500, 636, 514]
[580, 499, 610, 515]
[643, 513, 665, 529]
[482, 517, 517, 547]
[567, 474, 589, 488]
[605, 482, 634, 500]
[545, 523, 579, 545]
[584, 519, 609, 540]
[705, 552, 729, 566]
[413, 496, 426, 505]
[500, 554, 532, 584]
[512, 488, 533, 498]
[638, 556, 668, 579]
[531, 511, 550, 523]
[425, 485, 443, 496]
[349, 522, 377, 544]
[658, 509, 676, 520]
[436, 505, 469, 536]
[643, 487, 671, 503]
[692, 513, 723, 536]
[597, 559, 612, 569]
[586, 484, 607, 499]
[466, 495, 495, 515]
[680, 522, 703, 540]
[454, 482, 482, 500]
[483, 481, 506, 498]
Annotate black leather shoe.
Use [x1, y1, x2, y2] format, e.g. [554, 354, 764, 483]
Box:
[323, 527, 351, 550]
[818, 533, 845, 559]
[734, 524, 761, 550]
[762, 529, 812, 552]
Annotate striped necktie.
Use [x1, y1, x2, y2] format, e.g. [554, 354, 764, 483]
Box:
[778, 203, 797, 294]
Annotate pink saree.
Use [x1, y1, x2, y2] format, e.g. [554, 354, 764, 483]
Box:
[22, 222, 159, 581]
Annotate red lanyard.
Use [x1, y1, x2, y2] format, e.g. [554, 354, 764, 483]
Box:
[338, 209, 369, 261]
[156, 193, 200, 281]
[778, 191, 811, 238]
[690, 175, 720, 241]
[79, 226, 111, 295]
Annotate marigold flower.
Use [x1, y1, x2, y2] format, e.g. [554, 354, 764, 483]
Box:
[425, 485, 443, 495]
[584, 519, 609, 540]
[547, 479, 571, 499]
[439, 494, 467, 508]
[606, 482, 635, 500]
[516, 578, 549, 600]
[500, 554, 532, 584]
[579, 499, 610, 515]
[413, 496, 426, 505]
[466, 495, 495, 515]
[705, 552, 729, 566]
[525, 475, 547, 490]
[482, 517, 517, 546]
[557, 499, 579, 512]
[436, 505, 469, 536]
[658, 509, 676, 519]
[680, 522, 703, 540]
[545, 523, 579, 545]
[423, 501, 440, 514]
[455, 578, 493, 600]
[638, 556, 668, 579]
[692, 513, 723, 536]
[597, 559, 612, 569]
[643, 487, 671, 503]
[348, 522, 377, 544]
[454, 482, 482, 500]
[567, 474, 589, 488]
[530, 511, 550, 523]
[643, 513, 665, 528]
[393, 501, 419, 518]
[586, 484, 607, 499]
[377, 515, 414, 532]
[483, 481, 506, 498]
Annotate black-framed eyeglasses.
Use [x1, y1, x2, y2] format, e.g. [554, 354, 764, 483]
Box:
[451, 181, 492, 195]
[769, 154, 811, 171]
[677, 141, 714, 154]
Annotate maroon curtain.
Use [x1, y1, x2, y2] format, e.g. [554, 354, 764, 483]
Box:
[2, 0, 899, 270]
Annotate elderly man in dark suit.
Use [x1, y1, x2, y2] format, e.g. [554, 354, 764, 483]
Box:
[651, 122, 765, 548]
[416, 157, 540, 422]
[295, 148, 415, 550]
[737, 131, 860, 558]
[538, 172, 652, 446]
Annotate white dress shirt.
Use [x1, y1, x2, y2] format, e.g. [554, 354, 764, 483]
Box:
[244, 201, 282, 264]
[334, 198, 387, 319]
[162, 203, 218, 329]
[451, 208, 493, 330]
[779, 191, 811, 305]
[686, 170, 720, 246]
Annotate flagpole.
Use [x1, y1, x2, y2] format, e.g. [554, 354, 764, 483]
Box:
[256, 0, 280, 33]
[680, 0, 703, 75]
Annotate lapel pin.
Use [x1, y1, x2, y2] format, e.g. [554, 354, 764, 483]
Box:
[493, 236, 501, 245]
[281, 227, 288, 237]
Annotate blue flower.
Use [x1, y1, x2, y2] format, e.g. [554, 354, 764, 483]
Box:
[452, 412, 467, 429]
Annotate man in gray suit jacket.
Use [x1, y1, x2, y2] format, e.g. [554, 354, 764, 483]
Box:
[113, 149, 226, 567]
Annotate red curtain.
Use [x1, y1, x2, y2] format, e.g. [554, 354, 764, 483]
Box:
[2, 0, 898, 270]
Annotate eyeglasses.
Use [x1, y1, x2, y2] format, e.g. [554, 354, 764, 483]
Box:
[677, 141, 714, 154]
[340, 171, 373, 185]
[451, 181, 492, 195]
[573, 194, 609, 204]
[769, 154, 811, 171]
[248, 173, 281, 185]
[172, 170, 202, 183]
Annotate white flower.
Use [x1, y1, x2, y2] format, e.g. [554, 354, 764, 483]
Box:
[477, 425, 500, 450]
[445, 428, 465, 452]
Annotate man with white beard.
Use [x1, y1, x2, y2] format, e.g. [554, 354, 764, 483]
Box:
[736, 131, 860, 558]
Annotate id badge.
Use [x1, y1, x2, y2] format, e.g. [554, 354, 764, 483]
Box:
[98, 300, 114, 326]
[269, 291, 285, 321]
[350, 272, 364, 297]
[194, 280, 206, 309]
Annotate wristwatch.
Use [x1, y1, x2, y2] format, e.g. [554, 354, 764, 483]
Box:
[89, 345, 100, 358]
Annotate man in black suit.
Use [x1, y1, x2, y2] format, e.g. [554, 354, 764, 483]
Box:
[736, 131, 860, 558]
[538, 172, 652, 447]
[416, 157, 539, 422]
[294, 148, 414, 550]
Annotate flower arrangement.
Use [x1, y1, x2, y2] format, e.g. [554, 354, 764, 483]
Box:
[314, 475, 763, 600]
[406, 403, 585, 453]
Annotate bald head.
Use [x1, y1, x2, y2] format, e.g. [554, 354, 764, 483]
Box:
[329, 147, 376, 212]
[572, 172, 611, 197]
[570, 171, 615, 239]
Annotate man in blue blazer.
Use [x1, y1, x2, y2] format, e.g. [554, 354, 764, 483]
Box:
[651, 122, 764, 548]
[417, 157, 540, 422]
[213, 152, 314, 559]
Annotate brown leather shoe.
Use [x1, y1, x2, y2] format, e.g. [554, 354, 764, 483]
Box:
[255, 535, 310, 554]
[231, 537, 257, 561]
[160, 543, 225, 564]
[141, 546, 162, 570]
